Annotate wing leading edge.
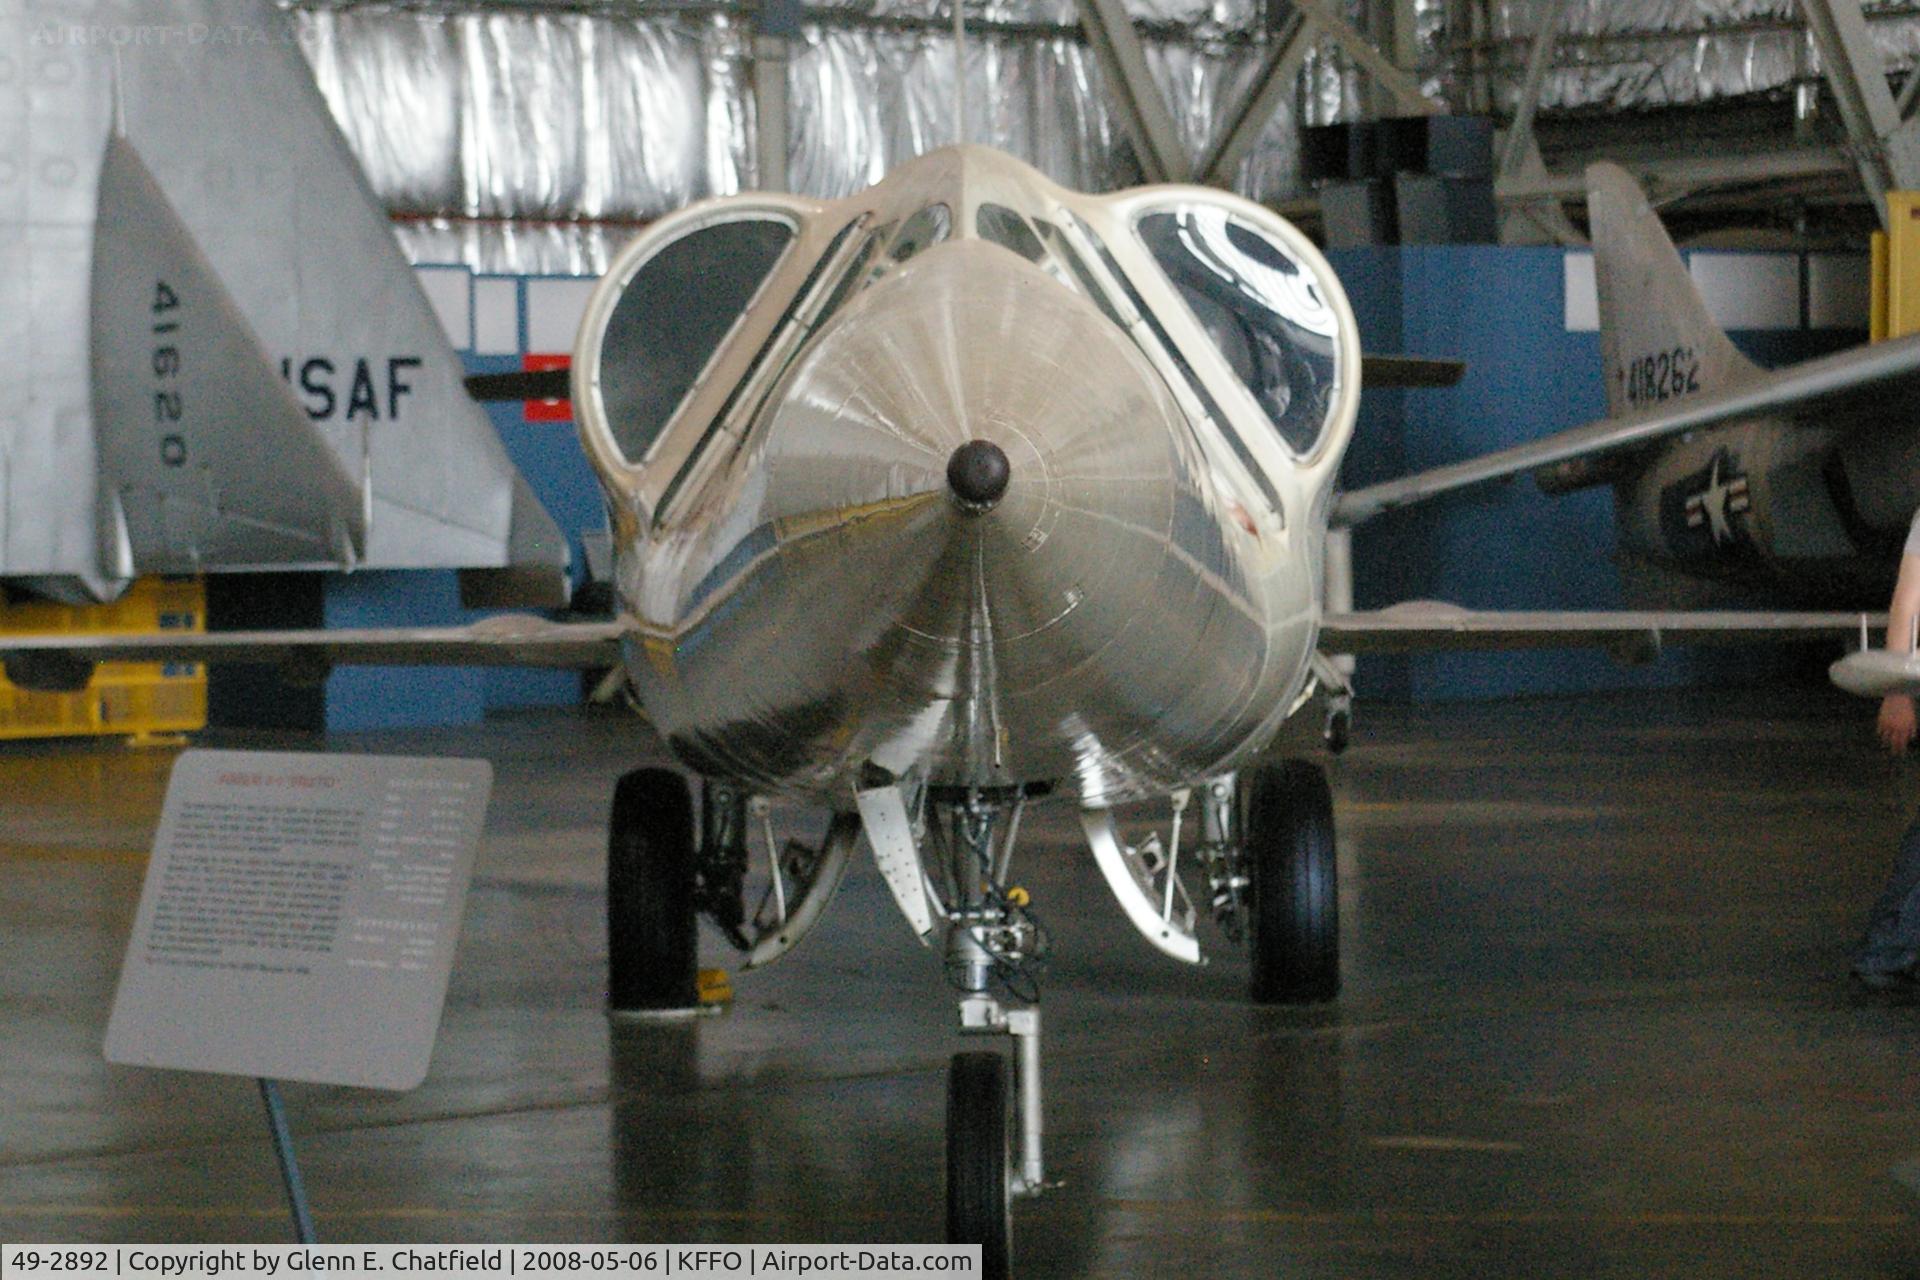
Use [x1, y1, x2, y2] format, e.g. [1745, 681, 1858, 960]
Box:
[0, 616, 623, 695]
[1335, 159, 1920, 529]
[1324, 603, 1880, 659]
[0, 603, 1875, 715]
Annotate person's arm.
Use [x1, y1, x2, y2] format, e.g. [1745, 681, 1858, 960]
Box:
[1879, 551, 1920, 751]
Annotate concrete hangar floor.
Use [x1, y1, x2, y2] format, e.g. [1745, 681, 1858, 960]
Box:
[3, 686, 1919, 1277]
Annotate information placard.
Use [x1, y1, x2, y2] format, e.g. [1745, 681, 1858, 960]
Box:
[104, 749, 492, 1091]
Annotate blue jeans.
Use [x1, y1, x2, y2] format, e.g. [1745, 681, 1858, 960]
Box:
[1855, 813, 1920, 976]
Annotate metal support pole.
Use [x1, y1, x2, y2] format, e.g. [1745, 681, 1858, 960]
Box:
[1800, 0, 1920, 225]
[1287, 0, 1443, 117]
[1468, 0, 1492, 116]
[752, 38, 789, 192]
[1323, 526, 1356, 679]
[1363, 0, 1420, 121]
[1498, 0, 1568, 178]
[952, 0, 968, 144]
[1391, 0, 1420, 76]
[1073, 0, 1192, 182]
[257, 1078, 317, 1244]
[754, 0, 802, 193]
[1199, 10, 1315, 186]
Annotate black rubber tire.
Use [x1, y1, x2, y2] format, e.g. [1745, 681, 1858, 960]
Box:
[945, 1051, 1012, 1280]
[1244, 760, 1340, 1005]
[607, 768, 699, 1012]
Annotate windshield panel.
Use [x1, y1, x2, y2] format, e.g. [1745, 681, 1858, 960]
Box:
[977, 203, 1047, 263]
[1134, 205, 1340, 456]
[600, 217, 795, 466]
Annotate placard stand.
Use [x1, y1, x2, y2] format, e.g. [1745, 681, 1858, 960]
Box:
[258, 1078, 317, 1243]
[104, 749, 494, 1244]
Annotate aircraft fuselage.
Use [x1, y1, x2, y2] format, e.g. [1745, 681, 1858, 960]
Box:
[572, 148, 1360, 805]
[1612, 417, 1908, 604]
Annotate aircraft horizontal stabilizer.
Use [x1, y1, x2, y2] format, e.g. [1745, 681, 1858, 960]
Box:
[1333, 332, 1920, 526]
[1323, 603, 1881, 661]
[0, 615, 623, 695]
[91, 133, 366, 575]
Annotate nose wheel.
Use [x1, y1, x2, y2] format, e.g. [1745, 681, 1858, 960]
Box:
[857, 784, 1050, 1278]
[946, 1050, 1012, 1279]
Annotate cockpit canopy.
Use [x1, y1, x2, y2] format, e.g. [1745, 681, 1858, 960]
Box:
[595, 213, 795, 468]
[574, 147, 1354, 527]
[1132, 203, 1340, 458]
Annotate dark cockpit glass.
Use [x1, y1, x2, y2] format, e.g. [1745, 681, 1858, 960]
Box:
[600, 217, 795, 465]
[976, 203, 1047, 263]
[1134, 206, 1340, 456]
[889, 203, 952, 263]
[1029, 217, 1128, 331]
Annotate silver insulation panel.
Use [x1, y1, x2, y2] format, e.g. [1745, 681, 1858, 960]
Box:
[287, 1, 1920, 274]
[288, 4, 1304, 273]
[297, 7, 753, 272]
[1471, 0, 1920, 113]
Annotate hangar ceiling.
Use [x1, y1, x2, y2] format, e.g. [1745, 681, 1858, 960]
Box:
[279, 0, 1920, 268]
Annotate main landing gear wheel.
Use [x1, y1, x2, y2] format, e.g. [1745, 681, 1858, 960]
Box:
[607, 767, 699, 1014]
[946, 1050, 1013, 1280]
[1244, 760, 1339, 1005]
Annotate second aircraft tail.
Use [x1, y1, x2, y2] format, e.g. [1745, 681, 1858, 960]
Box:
[1586, 162, 1761, 418]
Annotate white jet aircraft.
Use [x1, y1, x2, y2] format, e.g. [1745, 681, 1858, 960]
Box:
[7, 145, 1878, 1275]
[6, 0, 569, 607]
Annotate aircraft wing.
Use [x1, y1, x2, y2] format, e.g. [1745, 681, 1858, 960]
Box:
[1332, 333, 1920, 526]
[1323, 603, 1880, 659]
[0, 616, 623, 694]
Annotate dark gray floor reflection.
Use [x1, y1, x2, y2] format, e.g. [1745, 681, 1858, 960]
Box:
[8, 691, 1920, 1274]
[607, 1017, 955, 1245]
[1246, 1018, 1353, 1208]
[607, 1022, 723, 1229]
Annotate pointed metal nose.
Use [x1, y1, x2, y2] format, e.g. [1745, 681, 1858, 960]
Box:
[946, 439, 1010, 512]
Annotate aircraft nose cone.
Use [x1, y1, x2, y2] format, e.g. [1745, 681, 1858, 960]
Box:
[946, 439, 1011, 513]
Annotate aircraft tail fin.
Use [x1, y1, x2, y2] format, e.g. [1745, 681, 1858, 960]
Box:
[90, 133, 367, 575]
[0, 0, 570, 603]
[459, 471, 574, 609]
[1586, 162, 1760, 418]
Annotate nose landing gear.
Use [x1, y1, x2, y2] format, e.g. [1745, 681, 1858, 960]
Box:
[603, 757, 1337, 1276]
[892, 785, 1053, 1280]
[946, 991, 1045, 1280]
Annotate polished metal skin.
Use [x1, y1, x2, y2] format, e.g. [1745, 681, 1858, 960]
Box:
[572, 146, 1361, 806]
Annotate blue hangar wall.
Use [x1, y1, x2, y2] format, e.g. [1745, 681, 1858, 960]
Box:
[330, 244, 1870, 728]
[1331, 243, 1869, 702]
